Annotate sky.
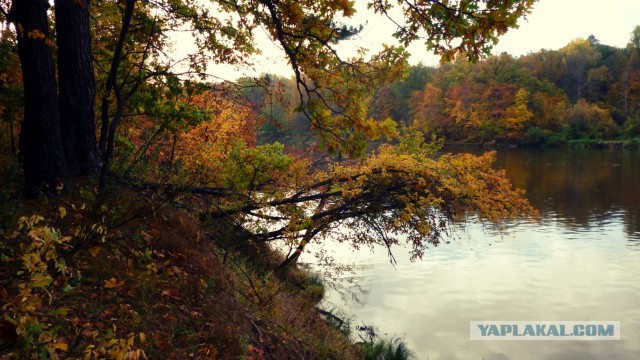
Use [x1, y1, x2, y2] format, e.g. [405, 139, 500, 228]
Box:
[207, 0, 640, 80]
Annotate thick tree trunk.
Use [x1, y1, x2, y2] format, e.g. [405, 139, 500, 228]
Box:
[55, 0, 100, 174]
[9, 0, 65, 196]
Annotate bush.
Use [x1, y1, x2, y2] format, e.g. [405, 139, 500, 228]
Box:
[545, 132, 567, 147]
[523, 126, 549, 147]
[363, 339, 413, 360]
[624, 138, 640, 149]
[303, 273, 325, 301]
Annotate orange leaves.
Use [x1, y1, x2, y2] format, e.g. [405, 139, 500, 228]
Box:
[133, 93, 258, 187]
[361, 117, 398, 141]
[25, 29, 46, 40]
[247, 344, 265, 360]
[103, 278, 125, 289]
[276, 132, 537, 260]
[160, 288, 181, 300]
[89, 247, 101, 257]
[23, 29, 57, 48]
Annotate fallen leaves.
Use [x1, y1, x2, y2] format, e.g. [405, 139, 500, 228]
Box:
[103, 278, 125, 289]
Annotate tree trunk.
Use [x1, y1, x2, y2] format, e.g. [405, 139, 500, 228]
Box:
[98, 0, 136, 189]
[9, 0, 65, 196]
[55, 0, 100, 174]
[278, 227, 322, 270]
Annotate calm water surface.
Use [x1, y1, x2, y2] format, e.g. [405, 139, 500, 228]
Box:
[303, 148, 640, 360]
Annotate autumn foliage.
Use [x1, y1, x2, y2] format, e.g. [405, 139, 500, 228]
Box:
[0, 0, 543, 358]
[386, 34, 640, 145]
[114, 90, 537, 270]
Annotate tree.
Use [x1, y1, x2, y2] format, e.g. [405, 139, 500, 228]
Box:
[566, 99, 616, 138]
[55, 0, 100, 174]
[504, 88, 533, 139]
[411, 83, 447, 136]
[126, 101, 536, 269]
[384, 64, 433, 124]
[630, 25, 640, 56]
[520, 49, 565, 85]
[560, 38, 601, 102]
[1, 0, 536, 194]
[370, 0, 536, 62]
[7, 0, 65, 195]
[0, 0, 541, 273]
[445, 80, 487, 140]
[0, 26, 22, 155]
[529, 91, 569, 133]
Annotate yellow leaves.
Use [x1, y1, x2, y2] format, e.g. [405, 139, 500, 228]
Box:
[29, 273, 54, 289]
[52, 342, 68, 351]
[279, 134, 537, 259]
[160, 95, 256, 186]
[361, 117, 398, 141]
[4, 214, 78, 358]
[145, 263, 158, 275]
[83, 332, 147, 360]
[59, 206, 67, 219]
[18, 215, 45, 231]
[103, 278, 125, 289]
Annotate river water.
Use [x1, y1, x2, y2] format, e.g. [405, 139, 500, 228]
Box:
[304, 148, 640, 359]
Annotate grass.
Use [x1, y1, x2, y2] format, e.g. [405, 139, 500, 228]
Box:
[566, 138, 640, 149]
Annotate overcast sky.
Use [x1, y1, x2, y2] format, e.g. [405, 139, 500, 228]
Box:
[208, 0, 640, 80]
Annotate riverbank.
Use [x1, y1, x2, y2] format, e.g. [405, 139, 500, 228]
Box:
[0, 178, 361, 359]
[445, 137, 640, 150]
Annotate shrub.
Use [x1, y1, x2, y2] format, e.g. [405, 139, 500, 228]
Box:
[363, 339, 413, 360]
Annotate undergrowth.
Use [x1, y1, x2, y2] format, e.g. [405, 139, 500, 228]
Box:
[0, 181, 361, 359]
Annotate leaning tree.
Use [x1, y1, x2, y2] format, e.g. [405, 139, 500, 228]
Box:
[1, 0, 536, 196]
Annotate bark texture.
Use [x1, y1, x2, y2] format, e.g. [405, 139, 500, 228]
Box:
[56, 0, 100, 174]
[10, 0, 65, 196]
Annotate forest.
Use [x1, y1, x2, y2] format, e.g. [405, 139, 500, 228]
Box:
[252, 31, 640, 148]
[0, 0, 614, 358]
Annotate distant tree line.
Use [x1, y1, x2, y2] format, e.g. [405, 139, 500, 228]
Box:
[249, 28, 640, 147]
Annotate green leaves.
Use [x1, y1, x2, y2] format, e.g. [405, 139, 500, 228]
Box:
[224, 142, 293, 191]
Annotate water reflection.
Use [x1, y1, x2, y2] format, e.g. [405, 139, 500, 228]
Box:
[448, 147, 640, 243]
[304, 148, 640, 359]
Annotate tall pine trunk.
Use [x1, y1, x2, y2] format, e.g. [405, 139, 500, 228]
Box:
[55, 0, 100, 174]
[9, 0, 65, 196]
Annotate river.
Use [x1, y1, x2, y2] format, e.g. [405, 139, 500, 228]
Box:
[304, 147, 640, 359]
